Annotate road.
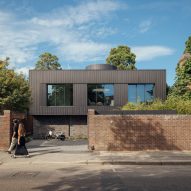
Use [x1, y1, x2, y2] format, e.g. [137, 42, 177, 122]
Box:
[1, 164, 191, 191]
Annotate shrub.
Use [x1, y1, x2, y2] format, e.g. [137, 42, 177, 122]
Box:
[122, 96, 191, 114]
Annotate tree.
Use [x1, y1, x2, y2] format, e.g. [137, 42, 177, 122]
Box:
[0, 57, 9, 69]
[0, 58, 31, 112]
[166, 83, 170, 96]
[35, 52, 62, 70]
[106, 45, 136, 70]
[184, 36, 191, 54]
[169, 35, 191, 99]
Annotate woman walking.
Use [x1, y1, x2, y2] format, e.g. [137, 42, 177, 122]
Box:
[8, 119, 19, 154]
[14, 119, 29, 158]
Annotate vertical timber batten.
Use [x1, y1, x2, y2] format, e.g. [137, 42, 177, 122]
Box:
[29, 70, 166, 115]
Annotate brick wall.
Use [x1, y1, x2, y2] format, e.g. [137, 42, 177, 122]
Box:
[88, 109, 191, 151]
[25, 115, 33, 135]
[33, 115, 87, 139]
[70, 116, 87, 138]
[11, 112, 33, 135]
[33, 116, 70, 138]
[0, 111, 33, 151]
[0, 110, 11, 150]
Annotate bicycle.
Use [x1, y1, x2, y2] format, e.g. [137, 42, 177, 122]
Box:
[46, 130, 66, 141]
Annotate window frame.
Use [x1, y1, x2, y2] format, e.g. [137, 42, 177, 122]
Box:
[87, 83, 115, 106]
[128, 83, 155, 103]
[47, 84, 73, 106]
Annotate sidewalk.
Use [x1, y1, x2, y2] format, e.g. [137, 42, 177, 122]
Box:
[1, 140, 191, 165]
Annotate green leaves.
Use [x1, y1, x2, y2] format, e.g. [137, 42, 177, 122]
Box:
[169, 36, 191, 100]
[184, 36, 191, 54]
[0, 61, 30, 112]
[170, 57, 191, 99]
[106, 45, 136, 70]
[122, 97, 191, 114]
[35, 52, 62, 70]
[0, 57, 9, 70]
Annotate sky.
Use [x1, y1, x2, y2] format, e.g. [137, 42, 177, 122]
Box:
[0, 0, 191, 85]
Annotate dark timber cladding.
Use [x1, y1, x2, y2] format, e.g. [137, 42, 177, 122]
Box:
[29, 70, 166, 115]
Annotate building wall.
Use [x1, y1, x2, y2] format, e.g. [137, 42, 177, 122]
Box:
[0, 111, 11, 150]
[29, 70, 166, 115]
[88, 110, 191, 151]
[0, 111, 33, 151]
[33, 115, 87, 139]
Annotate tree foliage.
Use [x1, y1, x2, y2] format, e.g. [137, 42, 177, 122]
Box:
[184, 36, 191, 54]
[169, 35, 191, 99]
[0, 58, 31, 112]
[106, 45, 136, 70]
[0, 57, 9, 69]
[35, 52, 62, 70]
[122, 96, 191, 114]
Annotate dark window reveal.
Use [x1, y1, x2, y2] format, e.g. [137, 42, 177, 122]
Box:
[88, 84, 114, 106]
[128, 84, 154, 103]
[47, 84, 73, 106]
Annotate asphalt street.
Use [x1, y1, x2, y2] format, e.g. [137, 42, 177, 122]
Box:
[1, 164, 191, 191]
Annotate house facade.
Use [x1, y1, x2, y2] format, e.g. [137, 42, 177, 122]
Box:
[29, 64, 166, 138]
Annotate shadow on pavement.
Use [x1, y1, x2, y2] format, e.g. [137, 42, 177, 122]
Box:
[26, 139, 89, 158]
[32, 166, 126, 191]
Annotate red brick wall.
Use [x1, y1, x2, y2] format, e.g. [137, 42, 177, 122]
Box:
[33, 115, 87, 139]
[0, 110, 11, 150]
[25, 115, 33, 135]
[88, 109, 191, 151]
[0, 111, 33, 151]
[12, 113, 33, 135]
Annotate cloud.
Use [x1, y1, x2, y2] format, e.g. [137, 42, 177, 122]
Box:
[132, 46, 175, 61]
[139, 20, 152, 33]
[0, 1, 175, 70]
[0, 11, 13, 22]
[135, 1, 180, 11]
[61, 41, 112, 62]
[0, 11, 39, 67]
[30, 0, 121, 27]
[0, 1, 122, 68]
[93, 27, 118, 38]
[15, 66, 33, 76]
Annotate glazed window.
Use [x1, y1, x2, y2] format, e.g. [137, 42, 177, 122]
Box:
[128, 84, 154, 103]
[88, 84, 114, 106]
[47, 84, 73, 106]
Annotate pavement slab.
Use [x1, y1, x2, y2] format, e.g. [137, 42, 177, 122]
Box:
[1, 140, 191, 166]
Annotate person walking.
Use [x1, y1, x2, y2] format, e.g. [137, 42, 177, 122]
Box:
[14, 119, 29, 157]
[8, 119, 19, 154]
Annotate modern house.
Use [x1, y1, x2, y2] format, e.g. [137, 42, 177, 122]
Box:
[29, 64, 166, 138]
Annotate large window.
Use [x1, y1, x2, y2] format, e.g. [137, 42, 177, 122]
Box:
[128, 84, 154, 103]
[88, 84, 114, 106]
[47, 84, 73, 106]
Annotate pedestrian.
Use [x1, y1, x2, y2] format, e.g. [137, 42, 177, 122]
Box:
[8, 119, 19, 154]
[14, 119, 29, 157]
